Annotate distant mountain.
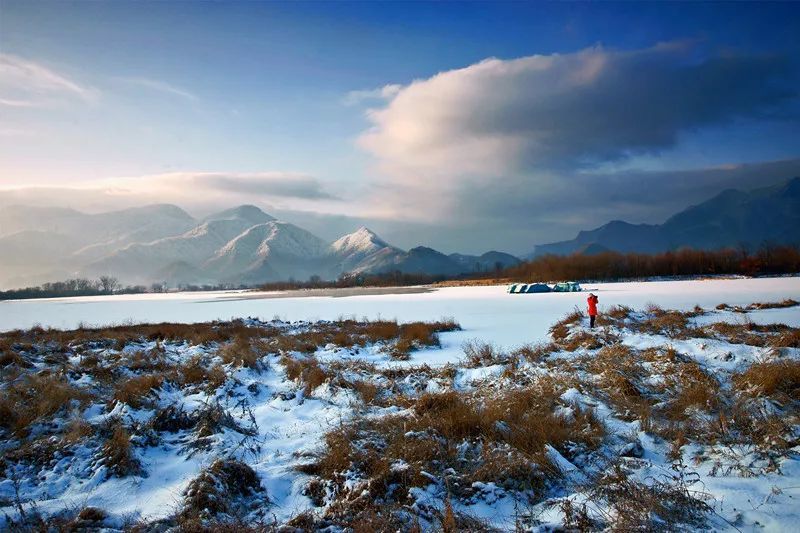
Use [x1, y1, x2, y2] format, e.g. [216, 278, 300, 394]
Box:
[328, 227, 403, 273]
[450, 251, 521, 272]
[528, 177, 800, 257]
[204, 221, 329, 283]
[0, 201, 520, 288]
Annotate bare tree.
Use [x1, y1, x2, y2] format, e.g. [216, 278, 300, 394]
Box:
[99, 276, 119, 294]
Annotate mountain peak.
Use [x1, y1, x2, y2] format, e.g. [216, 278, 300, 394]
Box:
[330, 226, 390, 254]
[203, 205, 275, 225]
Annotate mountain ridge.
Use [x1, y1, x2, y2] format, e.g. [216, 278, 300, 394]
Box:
[528, 176, 800, 258]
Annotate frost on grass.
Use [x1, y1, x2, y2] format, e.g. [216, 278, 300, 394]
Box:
[1, 302, 799, 531]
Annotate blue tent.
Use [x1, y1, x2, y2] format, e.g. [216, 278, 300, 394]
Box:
[525, 283, 551, 293]
[552, 281, 582, 292]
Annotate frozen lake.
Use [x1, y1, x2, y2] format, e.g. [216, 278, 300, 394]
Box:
[2, 277, 799, 358]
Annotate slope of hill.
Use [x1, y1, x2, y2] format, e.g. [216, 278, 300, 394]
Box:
[529, 176, 800, 257]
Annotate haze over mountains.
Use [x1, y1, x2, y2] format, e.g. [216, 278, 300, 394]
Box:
[527, 177, 800, 258]
[0, 204, 520, 289]
[0, 177, 797, 289]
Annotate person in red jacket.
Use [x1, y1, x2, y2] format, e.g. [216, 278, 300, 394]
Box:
[587, 293, 599, 328]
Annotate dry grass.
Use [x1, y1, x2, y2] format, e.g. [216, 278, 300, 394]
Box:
[281, 355, 330, 395]
[663, 362, 721, 420]
[101, 425, 140, 477]
[0, 374, 92, 436]
[586, 462, 711, 530]
[180, 459, 265, 521]
[113, 374, 163, 408]
[219, 336, 262, 369]
[462, 339, 507, 367]
[549, 308, 584, 342]
[512, 341, 558, 363]
[733, 360, 800, 402]
[312, 378, 605, 510]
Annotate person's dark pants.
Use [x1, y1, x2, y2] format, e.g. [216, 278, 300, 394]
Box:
[590, 315, 596, 328]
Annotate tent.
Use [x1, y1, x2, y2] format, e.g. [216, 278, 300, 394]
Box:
[552, 281, 582, 292]
[525, 283, 551, 293]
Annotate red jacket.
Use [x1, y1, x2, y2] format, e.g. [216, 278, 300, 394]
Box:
[587, 294, 598, 316]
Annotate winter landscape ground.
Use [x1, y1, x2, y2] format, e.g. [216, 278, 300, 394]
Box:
[0, 277, 799, 531]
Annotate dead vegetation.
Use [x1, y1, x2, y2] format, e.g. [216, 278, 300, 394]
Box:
[2, 302, 798, 529]
[180, 459, 267, 522]
[308, 380, 606, 524]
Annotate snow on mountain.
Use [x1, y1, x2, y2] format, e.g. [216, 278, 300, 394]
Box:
[204, 221, 329, 283]
[84, 216, 270, 283]
[202, 204, 276, 225]
[328, 227, 403, 273]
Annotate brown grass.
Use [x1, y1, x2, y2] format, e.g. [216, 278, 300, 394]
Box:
[462, 339, 507, 367]
[549, 308, 584, 342]
[181, 459, 264, 520]
[219, 336, 261, 369]
[281, 355, 330, 395]
[0, 374, 92, 436]
[113, 374, 163, 408]
[101, 425, 140, 477]
[312, 379, 605, 509]
[733, 360, 800, 402]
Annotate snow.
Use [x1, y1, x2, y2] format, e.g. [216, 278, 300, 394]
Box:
[2, 277, 798, 342]
[2, 277, 800, 530]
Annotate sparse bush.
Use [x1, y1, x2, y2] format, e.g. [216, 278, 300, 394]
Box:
[101, 425, 140, 477]
[180, 459, 265, 521]
[113, 374, 163, 408]
[462, 339, 507, 367]
[733, 360, 800, 402]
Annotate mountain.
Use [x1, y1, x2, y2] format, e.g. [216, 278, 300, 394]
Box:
[529, 177, 800, 257]
[357, 246, 465, 277]
[83, 206, 276, 284]
[0, 201, 520, 288]
[449, 251, 521, 272]
[204, 221, 329, 283]
[328, 227, 403, 273]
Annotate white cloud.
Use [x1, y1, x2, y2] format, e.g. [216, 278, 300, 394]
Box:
[115, 77, 198, 101]
[0, 171, 341, 214]
[0, 53, 98, 104]
[356, 42, 797, 221]
[342, 84, 402, 106]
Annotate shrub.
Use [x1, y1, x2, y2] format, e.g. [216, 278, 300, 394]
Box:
[101, 425, 140, 477]
[181, 459, 265, 520]
[462, 339, 507, 367]
[113, 374, 163, 409]
[733, 360, 800, 402]
[0, 374, 91, 436]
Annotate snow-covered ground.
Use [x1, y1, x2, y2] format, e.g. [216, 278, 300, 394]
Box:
[1, 277, 799, 530]
[3, 277, 799, 345]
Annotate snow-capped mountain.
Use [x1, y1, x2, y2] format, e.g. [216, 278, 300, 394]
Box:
[204, 221, 329, 282]
[83, 214, 266, 283]
[327, 226, 403, 273]
[0, 202, 522, 288]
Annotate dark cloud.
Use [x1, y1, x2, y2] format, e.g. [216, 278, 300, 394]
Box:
[357, 43, 798, 227]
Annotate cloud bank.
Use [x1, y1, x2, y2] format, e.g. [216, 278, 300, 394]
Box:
[357, 42, 798, 230]
[0, 172, 339, 215]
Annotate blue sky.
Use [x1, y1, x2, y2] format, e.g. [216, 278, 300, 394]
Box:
[1, 1, 799, 253]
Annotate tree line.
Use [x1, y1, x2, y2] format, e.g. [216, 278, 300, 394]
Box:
[501, 245, 800, 283]
[3, 245, 798, 300]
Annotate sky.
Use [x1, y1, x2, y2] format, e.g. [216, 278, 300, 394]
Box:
[1, 1, 799, 254]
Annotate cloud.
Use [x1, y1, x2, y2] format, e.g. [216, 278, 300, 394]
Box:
[354, 42, 798, 228]
[0, 172, 339, 214]
[115, 77, 198, 101]
[0, 53, 98, 105]
[343, 84, 402, 106]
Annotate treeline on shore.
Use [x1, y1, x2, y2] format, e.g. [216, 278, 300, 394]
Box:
[503, 245, 800, 282]
[2, 245, 798, 300]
